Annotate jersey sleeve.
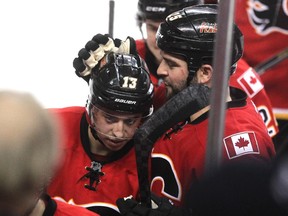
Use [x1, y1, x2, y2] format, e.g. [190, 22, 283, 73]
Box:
[229, 59, 279, 138]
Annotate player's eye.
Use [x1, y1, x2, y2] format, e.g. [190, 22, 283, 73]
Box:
[104, 114, 118, 123]
[124, 118, 138, 126]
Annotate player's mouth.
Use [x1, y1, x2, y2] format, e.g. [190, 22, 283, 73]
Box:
[106, 137, 130, 146]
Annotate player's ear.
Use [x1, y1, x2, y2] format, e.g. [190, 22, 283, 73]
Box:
[197, 64, 212, 85]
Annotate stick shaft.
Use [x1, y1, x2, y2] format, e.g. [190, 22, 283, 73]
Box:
[108, 0, 115, 37]
[255, 48, 288, 75]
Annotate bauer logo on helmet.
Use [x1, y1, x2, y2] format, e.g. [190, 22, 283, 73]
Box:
[114, 98, 137, 105]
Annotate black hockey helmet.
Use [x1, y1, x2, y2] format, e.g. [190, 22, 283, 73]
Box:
[156, 4, 243, 77]
[137, 0, 204, 25]
[87, 52, 154, 117]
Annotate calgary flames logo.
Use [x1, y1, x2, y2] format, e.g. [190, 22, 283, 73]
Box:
[247, 0, 288, 35]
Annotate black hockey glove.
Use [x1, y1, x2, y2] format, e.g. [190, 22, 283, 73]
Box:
[116, 194, 193, 216]
[73, 34, 137, 83]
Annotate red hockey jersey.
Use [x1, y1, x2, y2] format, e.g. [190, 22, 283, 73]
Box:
[150, 88, 276, 207]
[47, 107, 139, 216]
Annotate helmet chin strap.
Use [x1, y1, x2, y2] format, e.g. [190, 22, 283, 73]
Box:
[187, 74, 195, 86]
[89, 126, 107, 148]
[187, 65, 198, 87]
[88, 108, 108, 148]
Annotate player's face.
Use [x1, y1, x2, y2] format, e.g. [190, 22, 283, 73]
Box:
[145, 19, 163, 65]
[157, 51, 189, 99]
[91, 106, 142, 152]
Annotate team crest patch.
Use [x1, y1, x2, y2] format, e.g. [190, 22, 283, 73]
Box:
[237, 68, 264, 98]
[224, 131, 260, 159]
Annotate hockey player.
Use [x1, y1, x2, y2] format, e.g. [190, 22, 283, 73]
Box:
[116, 4, 277, 215]
[47, 52, 154, 216]
[0, 91, 98, 216]
[151, 3, 276, 205]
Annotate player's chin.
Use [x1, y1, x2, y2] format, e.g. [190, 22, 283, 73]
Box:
[104, 139, 129, 151]
[165, 86, 174, 100]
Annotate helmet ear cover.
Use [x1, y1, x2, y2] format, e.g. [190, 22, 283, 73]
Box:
[156, 4, 243, 77]
[86, 52, 154, 119]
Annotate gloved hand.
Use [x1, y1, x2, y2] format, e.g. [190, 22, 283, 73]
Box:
[73, 34, 137, 83]
[116, 194, 193, 216]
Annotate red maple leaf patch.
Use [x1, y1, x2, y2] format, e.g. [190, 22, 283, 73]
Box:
[235, 136, 250, 150]
[249, 76, 257, 84]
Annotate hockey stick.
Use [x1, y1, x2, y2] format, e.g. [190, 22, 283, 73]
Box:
[134, 83, 211, 207]
[255, 48, 288, 75]
[108, 0, 115, 37]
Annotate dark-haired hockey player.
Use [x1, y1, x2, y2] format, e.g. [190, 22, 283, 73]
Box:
[47, 52, 154, 216]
